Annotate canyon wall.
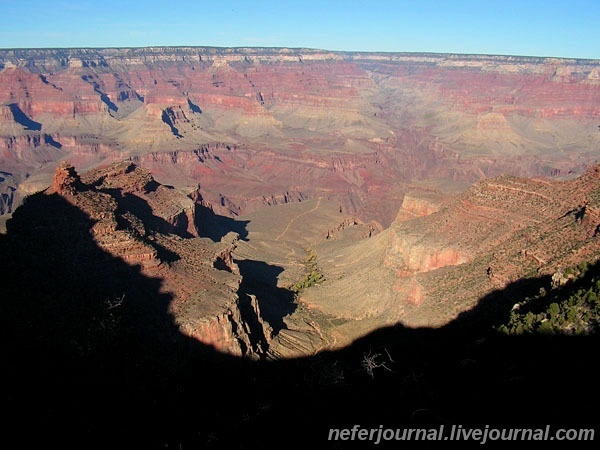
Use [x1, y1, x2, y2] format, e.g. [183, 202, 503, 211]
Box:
[35, 161, 275, 357]
[1, 47, 599, 226]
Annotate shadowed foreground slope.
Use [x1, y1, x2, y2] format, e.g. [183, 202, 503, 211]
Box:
[1, 190, 599, 449]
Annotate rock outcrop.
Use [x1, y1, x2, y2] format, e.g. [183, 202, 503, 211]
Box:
[0, 172, 16, 216]
[48, 161, 83, 195]
[3, 161, 277, 357]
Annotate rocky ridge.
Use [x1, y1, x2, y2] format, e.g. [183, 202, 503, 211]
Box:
[13, 160, 278, 357]
[288, 165, 600, 349]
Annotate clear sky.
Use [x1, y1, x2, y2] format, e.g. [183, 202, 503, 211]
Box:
[0, 0, 598, 59]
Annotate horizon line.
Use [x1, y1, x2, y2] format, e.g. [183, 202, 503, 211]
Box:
[0, 45, 598, 62]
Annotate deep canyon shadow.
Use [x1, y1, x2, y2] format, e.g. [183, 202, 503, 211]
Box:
[0, 193, 253, 449]
[235, 258, 297, 337]
[1, 193, 599, 449]
[194, 202, 249, 241]
[8, 103, 42, 131]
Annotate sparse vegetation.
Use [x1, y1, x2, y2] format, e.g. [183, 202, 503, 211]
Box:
[498, 262, 600, 336]
[291, 249, 325, 293]
[360, 348, 395, 379]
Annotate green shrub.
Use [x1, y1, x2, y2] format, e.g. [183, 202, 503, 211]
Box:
[497, 260, 600, 336]
[292, 248, 326, 293]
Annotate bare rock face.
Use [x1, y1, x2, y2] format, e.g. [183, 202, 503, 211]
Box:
[19, 161, 274, 357]
[395, 191, 446, 221]
[385, 235, 471, 274]
[0, 172, 17, 216]
[48, 161, 83, 195]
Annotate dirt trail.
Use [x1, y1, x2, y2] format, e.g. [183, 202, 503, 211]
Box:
[275, 197, 323, 241]
[485, 183, 554, 203]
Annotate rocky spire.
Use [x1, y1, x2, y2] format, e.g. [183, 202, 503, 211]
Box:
[48, 161, 83, 196]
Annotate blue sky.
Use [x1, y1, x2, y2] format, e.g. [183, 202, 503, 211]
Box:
[0, 0, 598, 59]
